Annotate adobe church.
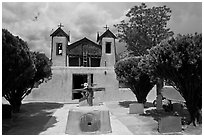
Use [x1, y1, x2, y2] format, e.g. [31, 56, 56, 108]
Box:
[25, 25, 134, 102]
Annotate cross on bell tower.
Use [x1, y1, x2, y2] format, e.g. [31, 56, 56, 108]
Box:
[104, 25, 109, 30]
[50, 23, 69, 66]
[100, 26, 117, 67]
[58, 23, 64, 28]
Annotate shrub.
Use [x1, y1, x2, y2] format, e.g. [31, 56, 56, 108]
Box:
[139, 33, 202, 125]
[115, 56, 156, 103]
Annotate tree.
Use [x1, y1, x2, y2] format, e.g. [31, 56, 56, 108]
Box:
[115, 57, 156, 103]
[2, 29, 35, 112]
[139, 33, 202, 126]
[114, 3, 174, 56]
[31, 52, 52, 89]
[117, 50, 135, 61]
[2, 29, 52, 112]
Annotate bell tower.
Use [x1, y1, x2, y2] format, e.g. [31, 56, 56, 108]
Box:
[50, 23, 70, 66]
[97, 26, 117, 67]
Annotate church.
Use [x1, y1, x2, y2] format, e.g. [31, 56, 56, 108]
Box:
[25, 25, 134, 102]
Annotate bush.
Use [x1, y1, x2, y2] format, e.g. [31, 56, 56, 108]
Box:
[115, 56, 156, 103]
[139, 33, 202, 125]
[2, 29, 52, 112]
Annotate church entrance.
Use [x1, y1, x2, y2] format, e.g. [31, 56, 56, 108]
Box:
[72, 74, 93, 100]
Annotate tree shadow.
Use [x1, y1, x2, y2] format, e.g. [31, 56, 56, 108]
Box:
[144, 102, 155, 108]
[119, 101, 137, 108]
[119, 100, 154, 108]
[140, 108, 191, 124]
[2, 102, 64, 135]
[140, 109, 174, 122]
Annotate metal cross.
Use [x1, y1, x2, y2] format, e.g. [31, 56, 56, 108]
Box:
[104, 25, 109, 30]
[58, 23, 64, 28]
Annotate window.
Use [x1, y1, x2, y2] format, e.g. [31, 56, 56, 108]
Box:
[56, 43, 63, 55]
[69, 56, 101, 67]
[91, 58, 100, 67]
[105, 42, 111, 54]
[69, 57, 79, 66]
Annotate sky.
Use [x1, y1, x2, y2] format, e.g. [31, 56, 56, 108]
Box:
[2, 2, 202, 58]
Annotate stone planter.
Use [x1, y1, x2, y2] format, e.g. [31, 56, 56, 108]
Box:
[158, 116, 182, 133]
[65, 106, 112, 134]
[129, 103, 144, 114]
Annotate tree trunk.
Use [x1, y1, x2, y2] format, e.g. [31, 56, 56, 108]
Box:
[129, 75, 154, 104]
[9, 99, 22, 113]
[187, 105, 202, 126]
[131, 84, 148, 104]
[156, 78, 164, 110]
[196, 109, 202, 124]
[183, 86, 202, 126]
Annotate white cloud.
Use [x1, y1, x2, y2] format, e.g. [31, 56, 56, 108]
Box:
[2, 2, 202, 58]
[3, 2, 116, 57]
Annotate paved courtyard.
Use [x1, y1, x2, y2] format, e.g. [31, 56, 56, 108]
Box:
[2, 100, 202, 135]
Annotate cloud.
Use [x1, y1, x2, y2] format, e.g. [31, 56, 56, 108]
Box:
[29, 40, 50, 56]
[2, 2, 54, 56]
[3, 2, 118, 57]
[2, 2, 202, 58]
[165, 2, 202, 35]
[68, 3, 112, 41]
[2, 3, 48, 24]
[144, 2, 202, 35]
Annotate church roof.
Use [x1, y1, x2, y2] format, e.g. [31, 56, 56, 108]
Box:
[97, 29, 117, 42]
[50, 27, 70, 41]
[68, 37, 101, 50]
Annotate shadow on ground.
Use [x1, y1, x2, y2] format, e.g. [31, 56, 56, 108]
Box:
[119, 101, 154, 108]
[140, 109, 175, 122]
[140, 108, 191, 123]
[2, 102, 64, 135]
[119, 100, 191, 124]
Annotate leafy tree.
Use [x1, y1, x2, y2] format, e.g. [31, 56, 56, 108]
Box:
[31, 52, 52, 89]
[2, 29, 52, 112]
[139, 33, 202, 125]
[2, 29, 35, 112]
[117, 50, 135, 60]
[114, 3, 174, 56]
[115, 57, 156, 103]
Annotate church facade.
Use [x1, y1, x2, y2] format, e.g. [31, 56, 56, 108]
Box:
[25, 26, 135, 103]
[50, 26, 117, 68]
